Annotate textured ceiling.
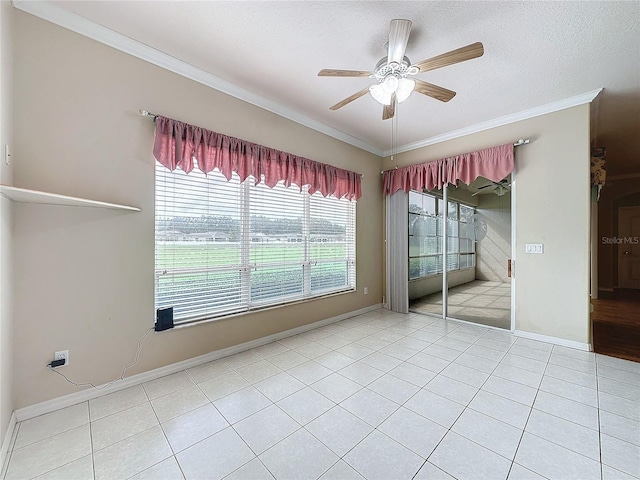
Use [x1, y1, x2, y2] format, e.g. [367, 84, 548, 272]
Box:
[27, 1, 640, 174]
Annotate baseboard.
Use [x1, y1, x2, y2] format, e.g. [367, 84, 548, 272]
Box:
[514, 330, 592, 352]
[15, 304, 382, 422]
[0, 412, 17, 478]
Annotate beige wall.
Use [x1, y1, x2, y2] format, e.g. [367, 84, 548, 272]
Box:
[597, 178, 640, 289]
[12, 11, 383, 408]
[386, 104, 592, 344]
[0, 0, 14, 442]
[476, 192, 511, 283]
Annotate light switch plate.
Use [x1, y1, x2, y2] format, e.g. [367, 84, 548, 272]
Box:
[525, 243, 544, 254]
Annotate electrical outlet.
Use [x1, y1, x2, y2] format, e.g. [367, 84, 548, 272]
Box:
[4, 144, 10, 166]
[54, 350, 69, 367]
[364, 287, 368, 295]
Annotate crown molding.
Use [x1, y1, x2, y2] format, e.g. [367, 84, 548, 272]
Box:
[384, 88, 604, 157]
[12, 0, 384, 157]
[11, 1, 603, 159]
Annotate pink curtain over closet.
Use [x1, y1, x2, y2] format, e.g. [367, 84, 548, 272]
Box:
[153, 116, 362, 200]
[382, 143, 514, 194]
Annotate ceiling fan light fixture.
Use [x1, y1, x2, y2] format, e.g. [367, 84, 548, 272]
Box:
[396, 78, 415, 103]
[369, 83, 392, 105]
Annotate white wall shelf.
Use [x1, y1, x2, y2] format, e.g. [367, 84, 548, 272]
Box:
[0, 185, 141, 212]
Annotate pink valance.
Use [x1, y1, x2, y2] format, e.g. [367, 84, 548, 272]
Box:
[153, 116, 362, 200]
[382, 143, 514, 195]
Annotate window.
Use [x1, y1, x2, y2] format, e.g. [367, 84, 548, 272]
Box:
[155, 161, 356, 324]
[408, 190, 475, 280]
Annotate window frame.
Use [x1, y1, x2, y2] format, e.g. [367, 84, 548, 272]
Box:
[154, 164, 357, 326]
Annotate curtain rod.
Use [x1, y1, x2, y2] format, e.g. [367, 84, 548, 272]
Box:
[140, 109, 364, 178]
[380, 139, 530, 174]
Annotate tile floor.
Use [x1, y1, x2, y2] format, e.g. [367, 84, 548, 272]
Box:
[3, 308, 640, 480]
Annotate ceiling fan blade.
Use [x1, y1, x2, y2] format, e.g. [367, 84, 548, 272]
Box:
[382, 93, 396, 120]
[318, 69, 372, 77]
[387, 19, 412, 64]
[329, 87, 371, 110]
[413, 42, 484, 73]
[414, 79, 456, 102]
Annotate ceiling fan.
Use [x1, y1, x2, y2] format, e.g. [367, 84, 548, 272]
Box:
[318, 19, 484, 120]
[472, 178, 511, 196]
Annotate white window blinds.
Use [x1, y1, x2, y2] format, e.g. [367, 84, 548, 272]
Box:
[155, 161, 356, 324]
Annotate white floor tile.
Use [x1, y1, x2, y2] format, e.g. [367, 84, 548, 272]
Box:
[539, 375, 598, 407]
[336, 343, 375, 361]
[602, 465, 639, 480]
[424, 374, 478, 406]
[311, 373, 362, 403]
[344, 430, 424, 480]
[378, 407, 447, 458]
[225, 458, 275, 480]
[406, 352, 451, 373]
[93, 426, 172, 480]
[161, 403, 229, 453]
[234, 405, 300, 455]
[429, 431, 512, 480]
[367, 373, 420, 404]
[251, 341, 291, 359]
[507, 463, 546, 480]
[513, 338, 553, 353]
[91, 402, 158, 451]
[493, 364, 542, 388]
[598, 376, 640, 402]
[253, 371, 305, 402]
[525, 409, 600, 460]
[338, 361, 385, 386]
[143, 372, 194, 400]
[129, 457, 184, 480]
[422, 344, 462, 362]
[601, 433, 640, 478]
[305, 406, 373, 456]
[15, 402, 89, 449]
[319, 460, 365, 480]
[515, 432, 601, 480]
[185, 359, 231, 383]
[500, 353, 547, 375]
[379, 344, 418, 361]
[452, 408, 523, 459]
[393, 336, 430, 352]
[434, 336, 472, 352]
[317, 334, 353, 349]
[388, 362, 436, 387]
[360, 352, 403, 372]
[259, 428, 338, 480]
[548, 353, 597, 374]
[6, 425, 91, 480]
[552, 345, 595, 363]
[287, 360, 333, 385]
[414, 462, 455, 479]
[465, 344, 507, 362]
[176, 427, 255, 480]
[599, 391, 640, 421]
[533, 390, 599, 430]
[598, 364, 640, 387]
[276, 387, 335, 425]
[236, 360, 282, 384]
[340, 388, 398, 427]
[468, 390, 531, 429]
[508, 344, 551, 363]
[293, 341, 333, 360]
[453, 352, 499, 374]
[315, 351, 357, 371]
[600, 410, 640, 447]
[481, 376, 537, 406]
[214, 386, 272, 424]
[34, 454, 93, 480]
[404, 389, 464, 429]
[597, 354, 640, 374]
[150, 385, 209, 423]
[89, 385, 148, 421]
[440, 362, 490, 388]
[268, 350, 309, 370]
[222, 350, 262, 369]
[197, 371, 250, 402]
[545, 363, 597, 389]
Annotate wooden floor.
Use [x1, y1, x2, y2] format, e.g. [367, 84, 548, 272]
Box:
[592, 289, 640, 363]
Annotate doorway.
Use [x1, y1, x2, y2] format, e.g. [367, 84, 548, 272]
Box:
[409, 176, 514, 330]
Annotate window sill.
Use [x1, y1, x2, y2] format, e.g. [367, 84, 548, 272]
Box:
[162, 288, 357, 332]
